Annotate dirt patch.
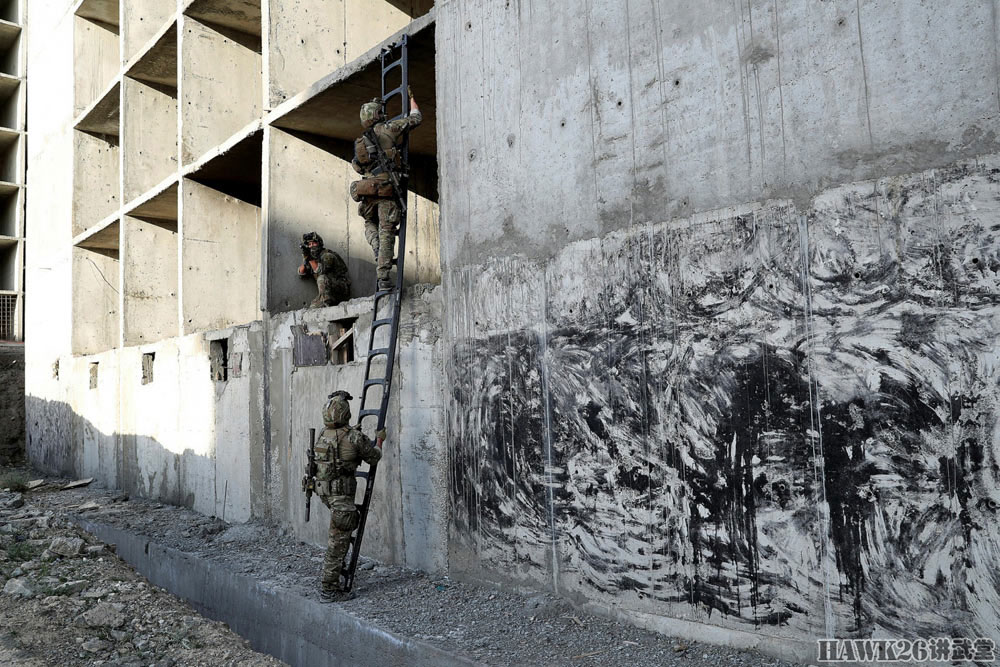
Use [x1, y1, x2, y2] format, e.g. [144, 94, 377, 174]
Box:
[0, 465, 285, 667]
[10, 470, 798, 667]
[0, 345, 24, 464]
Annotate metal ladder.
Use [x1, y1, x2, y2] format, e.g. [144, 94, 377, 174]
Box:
[342, 35, 410, 593]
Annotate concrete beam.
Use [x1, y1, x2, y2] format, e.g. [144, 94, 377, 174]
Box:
[74, 0, 119, 32]
[268, 12, 436, 161]
[125, 21, 178, 89]
[185, 0, 261, 39]
[75, 79, 119, 136]
[186, 129, 262, 206]
[74, 217, 119, 252]
[122, 0, 175, 66]
[126, 181, 179, 222]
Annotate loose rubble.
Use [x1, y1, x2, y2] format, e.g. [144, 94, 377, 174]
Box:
[3, 466, 801, 666]
[0, 467, 285, 667]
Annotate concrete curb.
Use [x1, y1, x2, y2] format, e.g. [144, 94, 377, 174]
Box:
[70, 517, 481, 667]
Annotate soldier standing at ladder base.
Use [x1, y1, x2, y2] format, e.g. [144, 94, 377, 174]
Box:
[306, 391, 385, 600]
[351, 87, 422, 291]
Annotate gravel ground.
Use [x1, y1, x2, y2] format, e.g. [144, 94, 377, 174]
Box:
[0, 467, 286, 667]
[5, 467, 803, 667]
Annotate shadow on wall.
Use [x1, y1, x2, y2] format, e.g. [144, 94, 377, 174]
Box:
[24, 395, 242, 520]
[0, 345, 24, 463]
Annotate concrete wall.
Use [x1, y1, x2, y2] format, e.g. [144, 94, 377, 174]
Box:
[266, 0, 413, 107]
[180, 178, 260, 333]
[123, 216, 178, 346]
[437, 0, 1000, 648]
[123, 77, 178, 203]
[264, 287, 449, 571]
[180, 15, 261, 164]
[71, 247, 119, 355]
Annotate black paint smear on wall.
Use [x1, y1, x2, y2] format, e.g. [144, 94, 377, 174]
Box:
[448, 160, 1000, 640]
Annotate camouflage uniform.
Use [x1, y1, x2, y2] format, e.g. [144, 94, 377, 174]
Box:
[353, 105, 422, 286]
[314, 392, 382, 595]
[299, 233, 350, 308]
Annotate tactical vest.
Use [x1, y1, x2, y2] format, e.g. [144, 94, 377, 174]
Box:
[354, 126, 403, 175]
[314, 427, 358, 498]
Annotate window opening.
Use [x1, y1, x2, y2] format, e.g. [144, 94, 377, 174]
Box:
[141, 352, 155, 385]
[210, 338, 228, 382]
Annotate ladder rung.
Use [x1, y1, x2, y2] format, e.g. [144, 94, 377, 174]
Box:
[367, 347, 389, 358]
[371, 318, 393, 329]
[358, 409, 381, 419]
[364, 378, 387, 389]
[355, 470, 369, 480]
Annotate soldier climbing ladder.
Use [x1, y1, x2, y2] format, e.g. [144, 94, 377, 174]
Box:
[342, 35, 411, 593]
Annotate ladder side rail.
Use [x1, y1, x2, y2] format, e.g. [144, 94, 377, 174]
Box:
[344, 36, 409, 592]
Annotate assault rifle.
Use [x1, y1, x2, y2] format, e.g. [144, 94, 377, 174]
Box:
[301, 428, 316, 522]
[364, 124, 408, 216]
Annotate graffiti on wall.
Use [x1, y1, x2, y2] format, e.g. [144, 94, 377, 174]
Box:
[448, 159, 1000, 639]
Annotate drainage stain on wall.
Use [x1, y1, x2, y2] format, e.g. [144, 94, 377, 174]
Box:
[447, 157, 1000, 640]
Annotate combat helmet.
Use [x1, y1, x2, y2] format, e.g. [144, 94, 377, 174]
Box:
[360, 98, 383, 129]
[302, 231, 324, 259]
[324, 390, 353, 427]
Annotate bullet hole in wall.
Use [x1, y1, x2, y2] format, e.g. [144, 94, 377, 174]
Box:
[674, 79, 680, 86]
[52, 360, 59, 380]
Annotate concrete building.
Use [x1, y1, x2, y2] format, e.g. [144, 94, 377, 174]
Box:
[25, 0, 1000, 660]
[0, 0, 24, 342]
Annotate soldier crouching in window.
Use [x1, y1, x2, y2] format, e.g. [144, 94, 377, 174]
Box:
[297, 232, 350, 308]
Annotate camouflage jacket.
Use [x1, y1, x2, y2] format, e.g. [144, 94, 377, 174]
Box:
[314, 425, 382, 512]
[302, 248, 349, 283]
[352, 110, 423, 181]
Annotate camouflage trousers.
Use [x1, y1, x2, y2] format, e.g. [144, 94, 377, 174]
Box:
[359, 197, 400, 282]
[311, 274, 350, 308]
[321, 505, 360, 592]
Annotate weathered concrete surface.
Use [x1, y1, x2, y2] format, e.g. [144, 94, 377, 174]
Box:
[436, 0, 1000, 266]
[71, 130, 119, 236]
[180, 178, 260, 334]
[73, 13, 118, 116]
[122, 76, 178, 203]
[122, 215, 178, 345]
[266, 0, 412, 108]
[180, 15, 261, 164]
[436, 0, 1000, 651]
[73, 516, 477, 667]
[71, 246, 119, 355]
[122, 0, 174, 66]
[0, 344, 23, 463]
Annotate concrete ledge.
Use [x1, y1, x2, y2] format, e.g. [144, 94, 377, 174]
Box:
[71, 517, 479, 667]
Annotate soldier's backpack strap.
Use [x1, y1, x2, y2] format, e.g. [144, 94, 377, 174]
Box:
[333, 426, 346, 494]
